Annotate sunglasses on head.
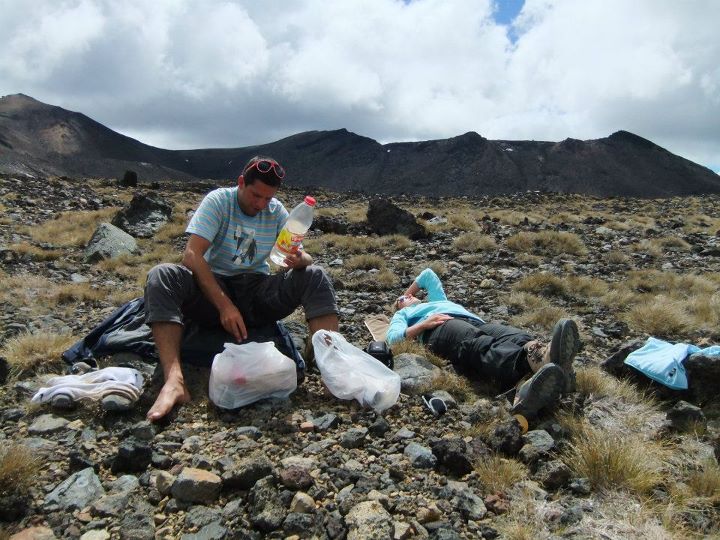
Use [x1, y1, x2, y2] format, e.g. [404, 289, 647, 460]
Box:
[245, 159, 286, 179]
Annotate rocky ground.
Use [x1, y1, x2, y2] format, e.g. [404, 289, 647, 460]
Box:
[0, 174, 719, 540]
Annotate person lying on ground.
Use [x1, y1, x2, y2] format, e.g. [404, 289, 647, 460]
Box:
[143, 156, 339, 421]
[387, 268, 580, 421]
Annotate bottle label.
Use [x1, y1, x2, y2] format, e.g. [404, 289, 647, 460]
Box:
[275, 228, 304, 256]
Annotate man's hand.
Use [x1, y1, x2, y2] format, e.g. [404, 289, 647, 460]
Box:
[219, 303, 248, 341]
[422, 313, 453, 330]
[283, 249, 312, 270]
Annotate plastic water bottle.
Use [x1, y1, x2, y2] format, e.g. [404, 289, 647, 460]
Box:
[269, 196, 316, 266]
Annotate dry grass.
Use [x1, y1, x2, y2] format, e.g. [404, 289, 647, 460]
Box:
[447, 212, 480, 231]
[606, 250, 629, 264]
[624, 296, 691, 337]
[488, 209, 545, 226]
[574, 366, 647, 403]
[451, 232, 497, 252]
[305, 233, 412, 254]
[564, 424, 669, 495]
[8, 242, 63, 261]
[388, 340, 446, 368]
[0, 444, 38, 498]
[1, 331, 76, 379]
[24, 208, 118, 247]
[474, 454, 528, 493]
[345, 254, 387, 271]
[513, 273, 567, 298]
[154, 211, 190, 242]
[685, 459, 720, 500]
[341, 268, 398, 291]
[506, 230, 587, 256]
[510, 305, 569, 331]
[418, 370, 476, 402]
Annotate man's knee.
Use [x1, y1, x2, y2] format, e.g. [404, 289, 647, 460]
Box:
[146, 263, 188, 288]
[295, 265, 338, 319]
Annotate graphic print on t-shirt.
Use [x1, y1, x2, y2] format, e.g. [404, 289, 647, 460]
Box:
[232, 224, 257, 264]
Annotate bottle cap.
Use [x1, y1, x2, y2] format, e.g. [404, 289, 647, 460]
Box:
[304, 196, 316, 206]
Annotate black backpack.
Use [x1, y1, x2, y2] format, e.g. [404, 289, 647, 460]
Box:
[365, 341, 394, 369]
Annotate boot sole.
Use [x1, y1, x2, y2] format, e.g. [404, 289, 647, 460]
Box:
[549, 319, 580, 393]
[511, 364, 565, 419]
[549, 319, 580, 368]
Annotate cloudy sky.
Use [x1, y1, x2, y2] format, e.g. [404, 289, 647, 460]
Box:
[1, 0, 718, 172]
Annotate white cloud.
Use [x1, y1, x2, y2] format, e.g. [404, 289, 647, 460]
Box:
[0, 0, 717, 170]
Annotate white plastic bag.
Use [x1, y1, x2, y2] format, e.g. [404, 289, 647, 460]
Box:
[312, 330, 401, 412]
[209, 341, 297, 409]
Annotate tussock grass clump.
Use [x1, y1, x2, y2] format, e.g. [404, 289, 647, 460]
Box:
[345, 254, 386, 271]
[625, 270, 717, 297]
[447, 212, 479, 231]
[305, 233, 411, 255]
[474, 454, 528, 493]
[25, 208, 117, 247]
[8, 242, 63, 261]
[0, 445, 38, 498]
[513, 273, 567, 298]
[506, 230, 587, 256]
[451, 232, 497, 252]
[420, 261, 447, 278]
[342, 268, 398, 291]
[564, 425, 669, 494]
[489, 209, 545, 226]
[624, 296, 691, 337]
[685, 459, 720, 500]
[511, 305, 569, 330]
[1, 331, 76, 379]
[154, 211, 190, 242]
[574, 366, 647, 403]
[503, 291, 545, 312]
[606, 250, 628, 264]
[420, 370, 476, 402]
[51, 283, 110, 305]
[565, 275, 610, 299]
[388, 340, 446, 367]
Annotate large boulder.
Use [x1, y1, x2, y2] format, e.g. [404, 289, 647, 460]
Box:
[366, 199, 429, 239]
[84, 223, 139, 262]
[111, 193, 173, 238]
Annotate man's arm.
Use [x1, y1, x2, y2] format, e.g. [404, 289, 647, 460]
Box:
[182, 234, 247, 341]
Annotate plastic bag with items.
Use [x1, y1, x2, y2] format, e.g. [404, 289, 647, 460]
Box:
[209, 341, 297, 409]
[312, 330, 401, 413]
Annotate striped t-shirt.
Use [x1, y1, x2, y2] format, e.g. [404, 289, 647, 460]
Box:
[186, 187, 289, 275]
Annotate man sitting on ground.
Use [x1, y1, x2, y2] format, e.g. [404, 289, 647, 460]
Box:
[144, 156, 339, 421]
[387, 268, 580, 421]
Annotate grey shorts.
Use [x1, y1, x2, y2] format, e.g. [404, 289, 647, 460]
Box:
[144, 263, 338, 328]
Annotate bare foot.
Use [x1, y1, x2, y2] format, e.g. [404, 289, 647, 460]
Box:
[146, 378, 191, 422]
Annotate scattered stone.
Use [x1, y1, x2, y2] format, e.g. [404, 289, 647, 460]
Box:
[249, 476, 286, 533]
[289, 491, 315, 513]
[393, 354, 439, 391]
[221, 453, 274, 490]
[534, 459, 572, 490]
[111, 439, 153, 473]
[367, 199, 429, 240]
[404, 442, 437, 469]
[518, 430, 556, 465]
[44, 467, 105, 511]
[171, 468, 222, 504]
[667, 400, 706, 431]
[312, 413, 340, 431]
[430, 438, 473, 476]
[28, 414, 70, 435]
[341, 427, 368, 449]
[488, 420, 523, 456]
[279, 466, 314, 490]
[345, 500, 393, 540]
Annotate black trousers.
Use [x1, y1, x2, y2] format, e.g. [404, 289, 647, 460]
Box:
[425, 318, 533, 390]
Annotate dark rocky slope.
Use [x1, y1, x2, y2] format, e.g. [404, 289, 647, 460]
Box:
[2, 94, 718, 197]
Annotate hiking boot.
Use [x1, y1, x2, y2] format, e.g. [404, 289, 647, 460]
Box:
[510, 363, 566, 419]
[524, 319, 580, 393]
[548, 319, 580, 393]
